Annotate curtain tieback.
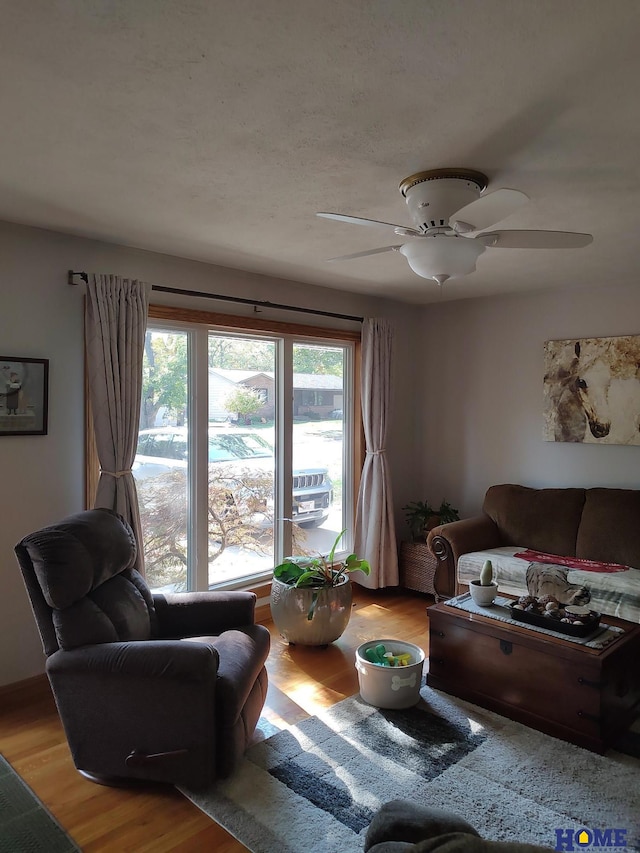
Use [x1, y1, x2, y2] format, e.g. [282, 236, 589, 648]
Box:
[100, 469, 132, 478]
[366, 449, 386, 455]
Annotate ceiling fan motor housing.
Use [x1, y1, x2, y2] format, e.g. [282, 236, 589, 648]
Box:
[399, 169, 487, 233]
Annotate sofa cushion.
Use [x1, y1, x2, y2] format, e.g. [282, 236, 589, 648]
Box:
[577, 488, 640, 570]
[483, 485, 585, 557]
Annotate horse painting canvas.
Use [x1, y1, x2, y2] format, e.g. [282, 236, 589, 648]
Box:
[543, 335, 640, 445]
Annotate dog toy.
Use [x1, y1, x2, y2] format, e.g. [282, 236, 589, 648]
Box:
[364, 645, 413, 667]
[365, 644, 390, 665]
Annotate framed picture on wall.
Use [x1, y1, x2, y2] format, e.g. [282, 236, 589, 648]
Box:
[0, 356, 49, 436]
[543, 335, 640, 445]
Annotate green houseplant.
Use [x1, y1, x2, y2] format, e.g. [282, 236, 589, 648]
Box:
[399, 499, 460, 598]
[403, 499, 460, 541]
[270, 530, 370, 646]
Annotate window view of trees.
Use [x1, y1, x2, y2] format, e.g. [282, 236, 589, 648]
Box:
[139, 335, 344, 435]
[224, 386, 264, 425]
[293, 345, 342, 377]
[208, 337, 343, 377]
[137, 466, 275, 590]
[134, 326, 352, 592]
[140, 333, 187, 430]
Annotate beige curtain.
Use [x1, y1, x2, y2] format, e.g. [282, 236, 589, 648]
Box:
[85, 274, 151, 573]
[354, 318, 399, 588]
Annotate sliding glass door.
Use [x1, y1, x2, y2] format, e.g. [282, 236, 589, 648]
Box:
[134, 328, 191, 592]
[133, 319, 356, 592]
[206, 333, 277, 584]
[290, 342, 351, 559]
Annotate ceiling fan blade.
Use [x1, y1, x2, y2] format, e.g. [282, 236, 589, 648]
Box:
[317, 212, 420, 236]
[477, 230, 593, 249]
[327, 245, 401, 262]
[451, 189, 529, 232]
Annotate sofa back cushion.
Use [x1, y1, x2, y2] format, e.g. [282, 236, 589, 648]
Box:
[483, 484, 586, 557]
[17, 508, 156, 651]
[576, 488, 640, 569]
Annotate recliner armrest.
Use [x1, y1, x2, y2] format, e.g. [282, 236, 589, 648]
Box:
[46, 638, 219, 680]
[152, 590, 257, 639]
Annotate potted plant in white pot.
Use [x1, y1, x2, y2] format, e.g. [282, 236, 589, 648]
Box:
[468, 559, 499, 607]
[270, 530, 370, 646]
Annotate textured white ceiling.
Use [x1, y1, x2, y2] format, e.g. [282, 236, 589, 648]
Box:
[1, 1, 639, 303]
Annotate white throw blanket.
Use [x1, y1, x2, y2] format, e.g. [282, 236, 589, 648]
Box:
[457, 546, 640, 622]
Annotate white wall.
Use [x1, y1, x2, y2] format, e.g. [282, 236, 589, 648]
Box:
[419, 283, 640, 520]
[0, 219, 417, 686]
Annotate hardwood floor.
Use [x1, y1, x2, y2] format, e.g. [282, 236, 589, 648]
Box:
[0, 587, 431, 852]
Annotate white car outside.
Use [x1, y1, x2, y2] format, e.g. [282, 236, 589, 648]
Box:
[133, 426, 333, 527]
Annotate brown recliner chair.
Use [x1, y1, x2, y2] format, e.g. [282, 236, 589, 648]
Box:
[15, 507, 270, 789]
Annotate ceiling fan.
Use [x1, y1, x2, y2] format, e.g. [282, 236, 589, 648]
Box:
[317, 168, 593, 285]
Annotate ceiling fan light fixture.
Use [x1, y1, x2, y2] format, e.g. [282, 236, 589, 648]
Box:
[318, 168, 593, 281]
[399, 234, 485, 282]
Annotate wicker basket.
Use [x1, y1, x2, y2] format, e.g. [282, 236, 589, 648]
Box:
[399, 541, 439, 599]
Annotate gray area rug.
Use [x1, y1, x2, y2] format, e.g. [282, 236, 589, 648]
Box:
[181, 687, 640, 853]
[0, 754, 80, 853]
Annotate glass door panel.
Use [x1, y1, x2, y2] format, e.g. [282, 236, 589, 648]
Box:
[291, 342, 348, 558]
[207, 334, 276, 585]
[133, 329, 190, 592]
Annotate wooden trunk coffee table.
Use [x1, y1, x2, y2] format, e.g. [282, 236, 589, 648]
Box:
[427, 595, 640, 753]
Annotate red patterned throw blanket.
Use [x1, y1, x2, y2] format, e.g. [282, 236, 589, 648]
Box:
[513, 549, 629, 574]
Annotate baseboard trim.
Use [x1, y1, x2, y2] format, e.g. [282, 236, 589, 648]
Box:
[255, 601, 272, 624]
[0, 672, 49, 702]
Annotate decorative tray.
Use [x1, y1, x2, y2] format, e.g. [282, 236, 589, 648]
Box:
[508, 602, 601, 638]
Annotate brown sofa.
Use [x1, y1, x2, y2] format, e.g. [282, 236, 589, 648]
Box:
[427, 484, 640, 621]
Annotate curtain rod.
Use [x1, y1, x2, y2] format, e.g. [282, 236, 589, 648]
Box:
[68, 270, 364, 323]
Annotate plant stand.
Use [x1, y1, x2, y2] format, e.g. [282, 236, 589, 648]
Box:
[399, 541, 446, 601]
